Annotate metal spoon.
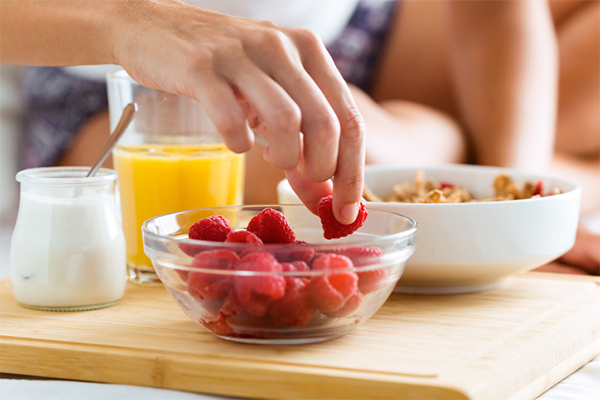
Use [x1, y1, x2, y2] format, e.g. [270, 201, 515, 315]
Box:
[87, 102, 137, 177]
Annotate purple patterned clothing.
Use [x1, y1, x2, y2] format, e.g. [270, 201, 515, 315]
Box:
[21, 67, 108, 168]
[327, 0, 398, 90]
[20, 0, 398, 168]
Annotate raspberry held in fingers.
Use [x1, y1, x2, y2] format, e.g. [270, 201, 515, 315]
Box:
[317, 196, 368, 240]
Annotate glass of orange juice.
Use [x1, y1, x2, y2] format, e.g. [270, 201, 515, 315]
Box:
[107, 70, 245, 285]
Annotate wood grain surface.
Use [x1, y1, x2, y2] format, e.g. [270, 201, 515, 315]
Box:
[1, 273, 599, 400]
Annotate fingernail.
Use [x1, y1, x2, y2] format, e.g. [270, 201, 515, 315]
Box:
[340, 203, 359, 225]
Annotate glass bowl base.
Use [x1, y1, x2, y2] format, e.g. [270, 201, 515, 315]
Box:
[127, 264, 163, 286]
[214, 326, 355, 345]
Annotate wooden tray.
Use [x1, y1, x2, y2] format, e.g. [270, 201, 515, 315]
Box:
[2, 273, 599, 400]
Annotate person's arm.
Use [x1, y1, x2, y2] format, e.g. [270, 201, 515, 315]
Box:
[1, 0, 365, 224]
[349, 85, 467, 166]
[446, 0, 558, 173]
[0, 0, 120, 66]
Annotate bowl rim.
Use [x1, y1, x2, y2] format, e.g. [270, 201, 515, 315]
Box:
[142, 204, 418, 247]
[142, 204, 417, 274]
[16, 167, 117, 186]
[279, 164, 582, 208]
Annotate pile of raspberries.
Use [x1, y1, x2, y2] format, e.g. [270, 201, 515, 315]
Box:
[179, 196, 389, 336]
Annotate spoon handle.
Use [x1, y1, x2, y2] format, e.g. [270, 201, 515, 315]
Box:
[87, 103, 137, 178]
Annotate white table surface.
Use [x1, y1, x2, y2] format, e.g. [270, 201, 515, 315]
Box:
[1, 215, 598, 400]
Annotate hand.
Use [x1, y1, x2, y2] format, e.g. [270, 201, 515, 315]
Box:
[115, 0, 365, 224]
[558, 227, 600, 275]
[534, 226, 600, 275]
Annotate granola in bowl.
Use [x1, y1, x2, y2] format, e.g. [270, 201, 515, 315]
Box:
[363, 170, 563, 204]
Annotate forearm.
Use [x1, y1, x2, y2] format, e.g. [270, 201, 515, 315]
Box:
[0, 0, 127, 65]
[350, 86, 466, 166]
[549, 152, 600, 214]
[447, 0, 558, 172]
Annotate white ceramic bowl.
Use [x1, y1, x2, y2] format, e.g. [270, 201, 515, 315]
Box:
[278, 165, 581, 294]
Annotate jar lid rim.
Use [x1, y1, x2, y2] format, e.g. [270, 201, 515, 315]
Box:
[16, 167, 117, 186]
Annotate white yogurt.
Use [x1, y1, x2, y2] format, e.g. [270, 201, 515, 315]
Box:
[11, 186, 126, 310]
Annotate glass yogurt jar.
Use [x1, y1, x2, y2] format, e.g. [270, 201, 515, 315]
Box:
[11, 167, 126, 311]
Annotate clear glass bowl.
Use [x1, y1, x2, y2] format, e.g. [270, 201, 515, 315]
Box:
[143, 205, 417, 344]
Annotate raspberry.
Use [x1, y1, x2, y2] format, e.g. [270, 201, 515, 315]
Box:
[324, 291, 363, 318]
[338, 247, 383, 266]
[337, 247, 387, 295]
[187, 250, 239, 301]
[317, 196, 368, 240]
[268, 277, 315, 327]
[312, 253, 354, 271]
[180, 241, 226, 258]
[175, 267, 190, 283]
[247, 214, 261, 235]
[179, 243, 204, 258]
[532, 180, 544, 197]
[273, 241, 315, 263]
[246, 208, 295, 244]
[234, 252, 286, 316]
[281, 261, 310, 285]
[356, 269, 389, 295]
[218, 290, 274, 330]
[225, 230, 264, 245]
[189, 216, 234, 242]
[289, 260, 310, 272]
[199, 313, 234, 336]
[220, 290, 243, 318]
[280, 262, 295, 273]
[309, 254, 358, 313]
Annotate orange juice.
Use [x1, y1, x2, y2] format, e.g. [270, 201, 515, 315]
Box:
[113, 144, 245, 283]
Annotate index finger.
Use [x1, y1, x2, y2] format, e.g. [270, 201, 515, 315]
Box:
[292, 29, 366, 225]
[285, 166, 332, 215]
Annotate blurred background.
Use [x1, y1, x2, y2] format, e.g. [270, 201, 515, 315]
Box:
[0, 65, 23, 273]
[0, 65, 22, 217]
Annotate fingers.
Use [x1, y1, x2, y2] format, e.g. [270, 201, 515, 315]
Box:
[285, 166, 332, 215]
[559, 228, 600, 275]
[221, 58, 302, 170]
[189, 24, 363, 226]
[255, 45, 340, 182]
[189, 72, 253, 153]
[533, 262, 590, 275]
[292, 30, 366, 224]
[331, 106, 366, 224]
[274, 70, 340, 182]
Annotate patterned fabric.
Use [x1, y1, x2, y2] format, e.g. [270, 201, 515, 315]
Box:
[21, 67, 108, 168]
[20, 0, 398, 168]
[327, 0, 398, 90]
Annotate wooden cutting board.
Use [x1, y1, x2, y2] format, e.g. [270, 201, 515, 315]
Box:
[1, 273, 599, 400]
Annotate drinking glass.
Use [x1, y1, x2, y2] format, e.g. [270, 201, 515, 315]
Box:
[107, 70, 245, 285]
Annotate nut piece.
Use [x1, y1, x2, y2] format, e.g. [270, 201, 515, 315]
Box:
[424, 189, 446, 203]
[362, 185, 382, 202]
[494, 174, 522, 200]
